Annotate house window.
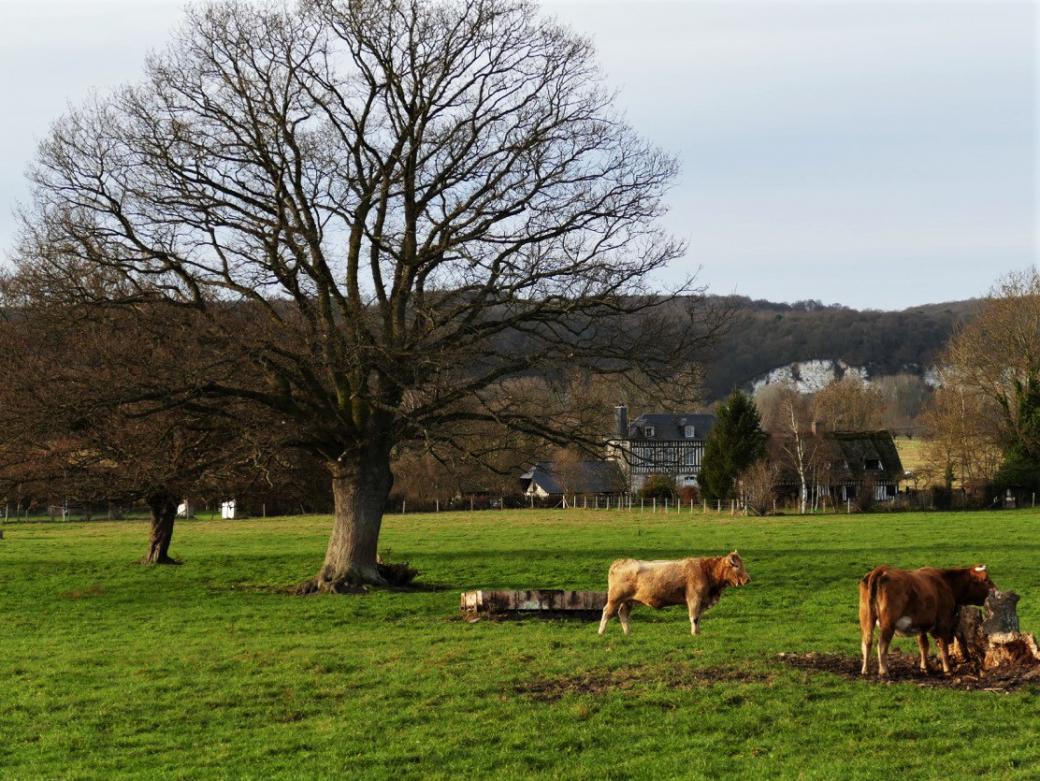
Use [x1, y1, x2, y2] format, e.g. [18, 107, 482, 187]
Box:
[645, 426, 655, 438]
[865, 459, 882, 470]
[684, 425, 695, 438]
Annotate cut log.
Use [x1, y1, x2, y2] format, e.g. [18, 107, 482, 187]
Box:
[460, 589, 607, 619]
[983, 590, 1020, 634]
[954, 590, 1040, 670]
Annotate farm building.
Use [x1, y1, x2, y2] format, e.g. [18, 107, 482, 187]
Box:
[519, 460, 626, 499]
[775, 429, 905, 504]
[606, 404, 716, 492]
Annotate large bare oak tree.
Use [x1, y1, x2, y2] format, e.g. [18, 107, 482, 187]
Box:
[17, 0, 716, 589]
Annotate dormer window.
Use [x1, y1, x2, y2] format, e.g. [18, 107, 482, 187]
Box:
[684, 425, 695, 438]
[865, 458, 882, 470]
[645, 426, 655, 439]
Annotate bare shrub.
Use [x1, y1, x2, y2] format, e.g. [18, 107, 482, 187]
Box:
[738, 460, 778, 516]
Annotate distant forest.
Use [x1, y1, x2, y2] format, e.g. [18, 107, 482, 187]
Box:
[701, 296, 979, 400]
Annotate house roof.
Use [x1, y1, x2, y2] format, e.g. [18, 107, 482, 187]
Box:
[519, 460, 625, 495]
[627, 413, 715, 441]
[825, 431, 904, 477]
[773, 430, 904, 484]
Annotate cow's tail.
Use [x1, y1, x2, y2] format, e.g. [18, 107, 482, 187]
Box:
[858, 567, 887, 673]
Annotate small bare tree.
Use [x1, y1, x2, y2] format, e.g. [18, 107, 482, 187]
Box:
[0, 301, 283, 563]
[920, 381, 1003, 489]
[813, 376, 885, 431]
[765, 385, 819, 514]
[737, 459, 777, 516]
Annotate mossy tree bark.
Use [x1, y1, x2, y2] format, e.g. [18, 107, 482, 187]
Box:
[308, 444, 394, 591]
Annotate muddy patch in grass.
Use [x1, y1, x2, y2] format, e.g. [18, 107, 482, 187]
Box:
[516, 664, 772, 702]
[779, 651, 1040, 692]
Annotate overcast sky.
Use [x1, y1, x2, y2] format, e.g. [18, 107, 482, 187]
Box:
[0, 0, 1035, 309]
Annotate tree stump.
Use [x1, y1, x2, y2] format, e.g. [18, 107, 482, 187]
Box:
[954, 590, 1040, 670]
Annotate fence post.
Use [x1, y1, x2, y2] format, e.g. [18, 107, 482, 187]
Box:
[402, 499, 406, 514]
[435, 499, 439, 513]
[470, 496, 474, 512]
[640, 497, 644, 513]
[847, 498, 851, 514]
[653, 498, 656, 513]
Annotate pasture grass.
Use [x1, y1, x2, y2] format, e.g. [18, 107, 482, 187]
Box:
[2, 507, 1040, 779]
[893, 434, 930, 480]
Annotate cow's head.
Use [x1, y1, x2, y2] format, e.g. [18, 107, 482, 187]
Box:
[964, 564, 996, 604]
[723, 551, 751, 587]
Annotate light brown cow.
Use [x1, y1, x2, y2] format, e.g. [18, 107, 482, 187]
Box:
[859, 564, 996, 677]
[598, 551, 751, 636]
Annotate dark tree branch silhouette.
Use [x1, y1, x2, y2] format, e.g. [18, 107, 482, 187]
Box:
[16, 0, 721, 589]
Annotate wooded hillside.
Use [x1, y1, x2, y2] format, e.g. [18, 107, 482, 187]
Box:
[702, 296, 978, 400]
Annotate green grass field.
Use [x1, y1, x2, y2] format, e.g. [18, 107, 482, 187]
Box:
[3, 508, 1040, 780]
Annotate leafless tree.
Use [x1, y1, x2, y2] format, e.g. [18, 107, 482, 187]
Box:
[919, 382, 1003, 489]
[0, 299, 288, 563]
[16, 0, 721, 588]
[737, 459, 777, 516]
[874, 373, 930, 434]
[760, 385, 818, 514]
[812, 376, 885, 431]
[942, 269, 1040, 462]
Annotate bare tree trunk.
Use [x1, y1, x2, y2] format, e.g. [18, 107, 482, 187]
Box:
[143, 491, 179, 564]
[302, 446, 396, 592]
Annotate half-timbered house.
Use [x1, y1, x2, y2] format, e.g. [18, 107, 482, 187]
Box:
[606, 404, 716, 492]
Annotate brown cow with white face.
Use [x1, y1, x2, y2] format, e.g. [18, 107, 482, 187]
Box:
[859, 564, 996, 677]
[598, 551, 750, 636]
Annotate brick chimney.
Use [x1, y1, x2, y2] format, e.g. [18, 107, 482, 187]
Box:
[614, 403, 628, 438]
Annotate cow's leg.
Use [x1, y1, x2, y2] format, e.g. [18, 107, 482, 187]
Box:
[686, 596, 701, 636]
[936, 637, 953, 675]
[618, 602, 632, 635]
[877, 627, 895, 677]
[598, 599, 618, 636]
[916, 634, 931, 673]
[859, 578, 875, 675]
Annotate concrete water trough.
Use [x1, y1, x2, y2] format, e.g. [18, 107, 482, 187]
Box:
[460, 589, 607, 620]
